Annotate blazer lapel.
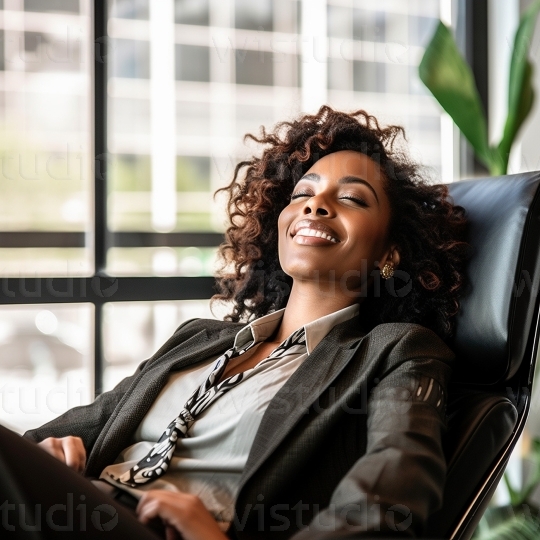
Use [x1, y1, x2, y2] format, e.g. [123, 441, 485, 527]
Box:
[87, 323, 241, 475]
[238, 318, 365, 493]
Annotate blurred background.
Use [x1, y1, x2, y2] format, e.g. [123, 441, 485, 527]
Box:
[0, 1, 539, 495]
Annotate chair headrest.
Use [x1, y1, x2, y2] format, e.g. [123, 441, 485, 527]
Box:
[448, 171, 540, 385]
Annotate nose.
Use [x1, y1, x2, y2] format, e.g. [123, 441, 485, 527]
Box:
[302, 194, 333, 216]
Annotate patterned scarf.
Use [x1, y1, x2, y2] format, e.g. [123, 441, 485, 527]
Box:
[113, 326, 306, 487]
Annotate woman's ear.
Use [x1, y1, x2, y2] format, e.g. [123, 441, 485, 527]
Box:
[380, 245, 400, 270]
[390, 247, 400, 268]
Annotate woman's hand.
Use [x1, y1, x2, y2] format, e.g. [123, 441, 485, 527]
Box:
[136, 490, 228, 540]
[37, 436, 86, 472]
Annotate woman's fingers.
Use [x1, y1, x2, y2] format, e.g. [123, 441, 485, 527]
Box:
[37, 436, 86, 472]
[136, 491, 227, 540]
[62, 436, 87, 472]
[165, 525, 180, 540]
[137, 495, 160, 524]
[38, 437, 64, 461]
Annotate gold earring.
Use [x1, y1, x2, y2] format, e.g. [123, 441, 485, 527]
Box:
[380, 263, 394, 280]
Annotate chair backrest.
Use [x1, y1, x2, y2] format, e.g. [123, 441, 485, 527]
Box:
[425, 171, 540, 539]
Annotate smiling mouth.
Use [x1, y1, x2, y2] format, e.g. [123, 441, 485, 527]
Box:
[294, 228, 339, 243]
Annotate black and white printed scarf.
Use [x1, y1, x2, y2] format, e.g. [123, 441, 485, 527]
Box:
[112, 325, 306, 487]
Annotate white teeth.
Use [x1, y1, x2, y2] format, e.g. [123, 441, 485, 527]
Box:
[295, 228, 338, 243]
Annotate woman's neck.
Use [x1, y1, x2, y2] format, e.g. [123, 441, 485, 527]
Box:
[272, 281, 359, 343]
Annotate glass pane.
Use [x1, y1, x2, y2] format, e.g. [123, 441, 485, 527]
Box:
[177, 156, 210, 191]
[110, 0, 149, 20]
[107, 246, 217, 276]
[235, 0, 273, 31]
[353, 61, 385, 93]
[175, 45, 210, 82]
[24, 0, 79, 14]
[353, 8, 386, 42]
[0, 148, 88, 231]
[328, 56, 352, 91]
[24, 31, 83, 72]
[175, 0, 209, 26]
[176, 101, 210, 137]
[236, 104, 274, 140]
[408, 15, 439, 47]
[0, 2, 92, 276]
[274, 0, 296, 33]
[328, 5, 351, 38]
[0, 304, 93, 434]
[274, 53, 299, 87]
[109, 97, 151, 139]
[108, 155, 213, 232]
[0, 29, 4, 70]
[236, 50, 274, 86]
[102, 300, 222, 391]
[0, 248, 90, 277]
[107, 0, 227, 275]
[384, 63, 410, 95]
[110, 38, 150, 79]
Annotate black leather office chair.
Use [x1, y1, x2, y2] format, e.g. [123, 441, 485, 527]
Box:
[424, 171, 540, 539]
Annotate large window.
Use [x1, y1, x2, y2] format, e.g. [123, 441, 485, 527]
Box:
[0, 0, 95, 432]
[1, 0, 450, 433]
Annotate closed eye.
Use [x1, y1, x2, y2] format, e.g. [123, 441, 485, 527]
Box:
[290, 191, 312, 200]
[340, 195, 368, 207]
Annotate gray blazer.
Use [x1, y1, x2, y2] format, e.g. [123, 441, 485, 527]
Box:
[25, 316, 454, 539]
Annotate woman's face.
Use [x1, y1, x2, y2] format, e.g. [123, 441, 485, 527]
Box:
[278, 150, 399, 294]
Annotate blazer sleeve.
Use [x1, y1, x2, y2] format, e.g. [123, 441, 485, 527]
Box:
[23, 361, 148, 451]
[23, 318, 202, 453]
[292, 325, 454, 539]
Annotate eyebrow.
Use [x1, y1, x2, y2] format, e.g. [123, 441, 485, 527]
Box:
[299, 173, 379, 204]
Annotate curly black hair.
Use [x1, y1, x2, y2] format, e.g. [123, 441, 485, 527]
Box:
[213, 106, 468, 340]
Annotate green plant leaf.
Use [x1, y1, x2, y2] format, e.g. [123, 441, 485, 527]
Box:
[503, 472, 523, 507]
[521, 437, 540, 502]
[474, 512, 540, 540]
[419, 21, 492, 169]
[497, 0, 540, 174]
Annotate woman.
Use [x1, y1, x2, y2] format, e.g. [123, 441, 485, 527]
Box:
[19, 106, 467, 539]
